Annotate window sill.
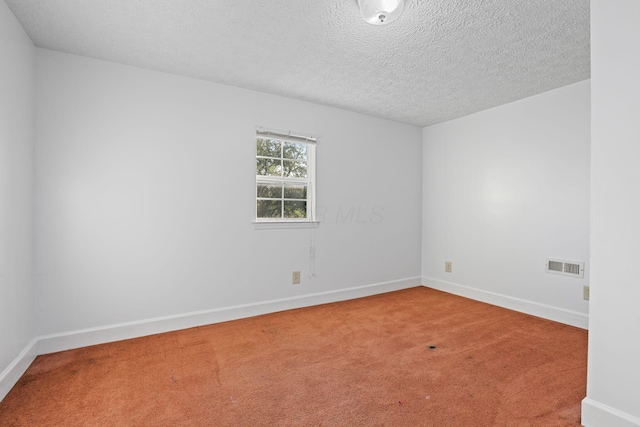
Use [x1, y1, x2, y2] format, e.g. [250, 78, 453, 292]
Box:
[253, 221, 320, 230]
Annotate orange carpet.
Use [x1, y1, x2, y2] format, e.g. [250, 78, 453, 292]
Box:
[0, 287, 587, 426]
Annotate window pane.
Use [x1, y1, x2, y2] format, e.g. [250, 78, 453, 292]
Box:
[284, 201, 307, 218]
[257, 183, 282, 198]
[284, 184, 307, 200]
[282, 160, 307, 178]
[255, 132, 314, 222]
[257, 200, 282, 218]
[256, 158, 282, 176]
[283, 142, 307, 161]
[257, 138, 281, 158]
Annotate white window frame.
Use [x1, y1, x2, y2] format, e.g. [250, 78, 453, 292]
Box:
[254, 128, 317, 228]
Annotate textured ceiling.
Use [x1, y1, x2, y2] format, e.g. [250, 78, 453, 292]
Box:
[5, 0, 590, 127]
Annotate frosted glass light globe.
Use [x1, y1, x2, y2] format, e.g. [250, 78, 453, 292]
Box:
[357, 0, 405, 25]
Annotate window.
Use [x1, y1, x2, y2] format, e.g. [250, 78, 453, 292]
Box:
[255, 129, 316, 222]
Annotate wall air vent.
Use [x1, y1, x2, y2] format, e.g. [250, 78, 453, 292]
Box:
[545, 258, 585, 278]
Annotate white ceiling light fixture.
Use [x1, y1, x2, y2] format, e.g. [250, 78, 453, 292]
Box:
[357, 0, 405, 25]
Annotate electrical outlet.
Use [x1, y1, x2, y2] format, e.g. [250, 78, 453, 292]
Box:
[583, 285, 590, 300]
[292, 271, 301, 285]
[445, 261, 452, 273]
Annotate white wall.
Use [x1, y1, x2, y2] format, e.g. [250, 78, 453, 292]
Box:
[582, 1, 640, 426]
[0, 0, 35, 395]
[34, 49, 423, 337]
[422, 80, 591, 327]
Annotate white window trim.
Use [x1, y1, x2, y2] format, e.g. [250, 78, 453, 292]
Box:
[254, 128, 317, 227]
[252, 221, 320, 230]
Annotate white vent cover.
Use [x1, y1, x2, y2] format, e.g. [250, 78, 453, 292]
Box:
[545, 258, 585, 278]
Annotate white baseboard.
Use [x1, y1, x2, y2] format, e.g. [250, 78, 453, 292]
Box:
[37, 277, 422, 355]
[422, 276, 588, 329]
[582, 397, 640, 427]
[0, 339, 38, 402]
